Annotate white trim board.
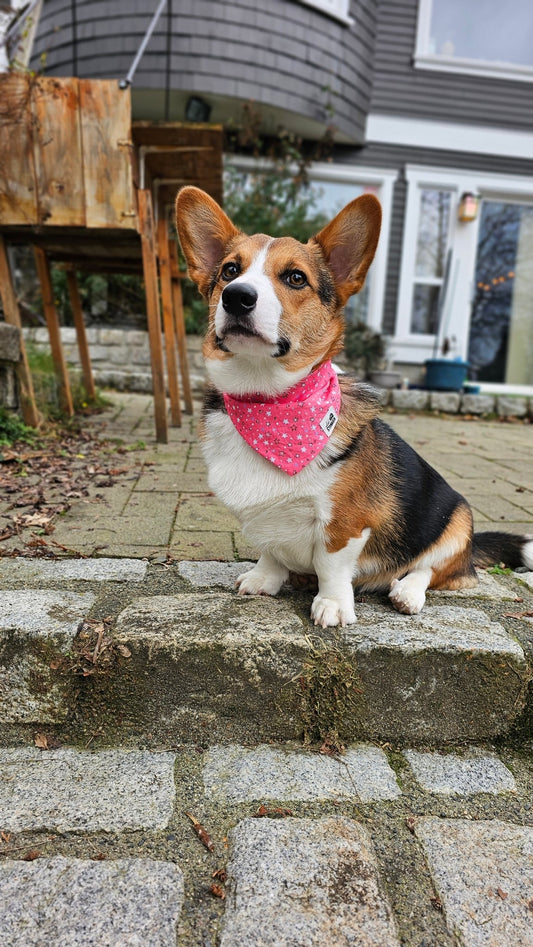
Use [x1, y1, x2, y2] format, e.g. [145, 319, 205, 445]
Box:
[366, 114, 533, 162]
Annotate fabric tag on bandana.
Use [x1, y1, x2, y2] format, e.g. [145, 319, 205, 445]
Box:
[223, 359, 341, 476]
[320, 406, 339, 436]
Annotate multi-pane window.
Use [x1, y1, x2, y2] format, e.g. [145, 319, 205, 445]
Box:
[410, 189, 452, 334]
[416, 0, 533, 79]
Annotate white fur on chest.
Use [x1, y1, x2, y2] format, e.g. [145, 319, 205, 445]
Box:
[203, 411, 338, 572]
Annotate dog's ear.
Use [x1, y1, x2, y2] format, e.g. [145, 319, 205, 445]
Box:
[310, 194, 381, 305]
[175, 186, 239, 297]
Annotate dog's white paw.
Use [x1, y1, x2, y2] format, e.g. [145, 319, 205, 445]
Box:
[311, 595, 356, 628]
[389, 576, 426, 615]
[236, 567, 285, 597]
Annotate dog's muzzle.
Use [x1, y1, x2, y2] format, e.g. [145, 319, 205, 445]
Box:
[217, 281, 260, 350]
[217, 281, 290, 357]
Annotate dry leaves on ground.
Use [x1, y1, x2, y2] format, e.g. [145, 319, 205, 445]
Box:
[0, 425, 141, 558]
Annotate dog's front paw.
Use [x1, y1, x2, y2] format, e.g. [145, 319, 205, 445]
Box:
[236, 566, 286, 597]
[311, 594, 356, 628]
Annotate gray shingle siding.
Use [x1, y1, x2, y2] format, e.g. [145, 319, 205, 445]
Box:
[371, 0, 533, 133]
[31, 0, 378, 142]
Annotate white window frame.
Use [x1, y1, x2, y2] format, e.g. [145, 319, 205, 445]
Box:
[297, 0, 353, 26]
[224, 155, 397, 336]
[414, 0, 533, 83]
[395, 165, 533, 364]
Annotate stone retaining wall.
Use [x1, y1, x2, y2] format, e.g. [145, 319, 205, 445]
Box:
[381, 387, 533, 419]
[23, 326, 205, 395]
[21, 326, 533, 419]
[0, 323, 21, 410]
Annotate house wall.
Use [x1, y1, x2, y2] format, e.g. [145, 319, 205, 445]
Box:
[30, 0, 378, 142]
[370, 0, 533, 131]
[335, 142, 533, 335]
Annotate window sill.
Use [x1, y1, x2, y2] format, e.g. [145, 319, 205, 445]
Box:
[414, 54, 533, 84]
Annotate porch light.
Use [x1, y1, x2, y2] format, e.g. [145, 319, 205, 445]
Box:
[458, 192, 479, 222]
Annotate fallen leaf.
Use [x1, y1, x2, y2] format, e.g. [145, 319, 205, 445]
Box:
[34, 733, 49, 750]
[22, 512, 51, 527]
[496, 888, 508, 900]
[212, 868, 227, 882]
[185, 811, 215, 852]
[209, 883, 225, 900]
[22, 850, 41, 861]
[252, 804, 293, 819]
[117, 644, 132, 658]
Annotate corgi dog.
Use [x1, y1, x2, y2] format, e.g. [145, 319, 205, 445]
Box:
[176, 186, 533, 628]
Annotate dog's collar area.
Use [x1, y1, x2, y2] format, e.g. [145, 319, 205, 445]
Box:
[223, 360, 341, 476]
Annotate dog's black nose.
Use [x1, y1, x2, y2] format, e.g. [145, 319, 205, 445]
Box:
[221, 282, 258, 319]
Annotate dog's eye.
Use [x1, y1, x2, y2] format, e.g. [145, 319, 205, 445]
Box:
[285, 269, 308, 288]
[221, 261, 240, 281]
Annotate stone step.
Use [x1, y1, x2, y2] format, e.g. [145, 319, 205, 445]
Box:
[0, 742, 531, 946]
[0, 557, 532, 746]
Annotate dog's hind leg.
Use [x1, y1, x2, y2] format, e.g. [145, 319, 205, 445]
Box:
[389, 568, 433, 615]
[236, 552, 289, 597]
[389, 502, 477, 614]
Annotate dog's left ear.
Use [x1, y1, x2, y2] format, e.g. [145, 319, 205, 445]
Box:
[310, 194, 382, 305]
[175, 186, 240, 297]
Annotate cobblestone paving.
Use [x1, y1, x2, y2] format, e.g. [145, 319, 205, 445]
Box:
[0, 737, 532, 946]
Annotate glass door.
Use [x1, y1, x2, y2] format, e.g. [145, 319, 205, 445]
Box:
[468, 199, 533, 383]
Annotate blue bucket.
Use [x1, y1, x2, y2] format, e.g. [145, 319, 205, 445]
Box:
[425, 358, 469, 391]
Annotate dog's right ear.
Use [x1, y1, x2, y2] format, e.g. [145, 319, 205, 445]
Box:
[175, 186, 239, 297]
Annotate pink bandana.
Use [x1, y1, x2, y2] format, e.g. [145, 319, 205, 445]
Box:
[223, 360, 341, 476]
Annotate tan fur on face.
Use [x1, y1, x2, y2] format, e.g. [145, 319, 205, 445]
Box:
[261, 238, 344, 372]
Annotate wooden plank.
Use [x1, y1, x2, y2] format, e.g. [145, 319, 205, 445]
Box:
[0, 74, 38, 225]
[31, 77, 85, 227]
[33, 246, 74, 417]
[65, 266, 96, 400]
[169, 238, 194, 414]
[132, 122, 224, 204]
[137, 190, 168, 443]
[157, 217, 182, 427]
[0, 235, 40, 426]
[79, 80, 137, 230]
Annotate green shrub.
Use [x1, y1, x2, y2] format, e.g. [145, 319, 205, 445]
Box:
[26, 344, 109, 421]
[0, 407, 37, 447]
